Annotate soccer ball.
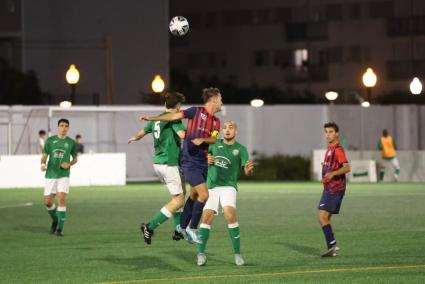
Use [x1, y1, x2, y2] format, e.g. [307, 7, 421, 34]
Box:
[169, 16, 189, 36]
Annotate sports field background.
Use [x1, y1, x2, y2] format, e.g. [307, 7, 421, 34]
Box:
[1, 182, 424, 283]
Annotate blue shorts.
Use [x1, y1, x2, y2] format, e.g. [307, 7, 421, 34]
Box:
[181, 164, 207, 187]
[318, 191, 345, 214]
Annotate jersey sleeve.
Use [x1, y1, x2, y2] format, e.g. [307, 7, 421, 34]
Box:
[143, 121, 154, 134]
[71, 140, 78, 158]
[43, 138, 50, 155]
[211, 119, 221, 138]
[171, 121, 185, 133]
[208, 143, 214, 154]
[240, 146, 249, 168]
[181, 107, 197, 119]
[336, 147, 348, 164]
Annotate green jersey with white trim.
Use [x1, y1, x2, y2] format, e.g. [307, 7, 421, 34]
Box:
[43, 135, 77, 179]
[207, 139, 249, 190]
[144, 112, 185, 166]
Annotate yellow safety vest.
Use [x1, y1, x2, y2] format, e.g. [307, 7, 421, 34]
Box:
[381, 136, 396, 158]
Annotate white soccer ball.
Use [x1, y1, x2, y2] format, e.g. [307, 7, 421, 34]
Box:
[169, 16, 189, 36]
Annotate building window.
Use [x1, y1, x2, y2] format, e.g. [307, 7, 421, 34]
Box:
[326, 4, 342, 21]
[274, 8, 292, 23]
[347, 46, 362, 62]
[273, 49, 292, 67]
[286, 22, 307, 41]
[254, 50, 270, 66]
[205, 12, 218, 28]
[294, 49, 308, 67]
[223, 10, 252, 26]
[347, 3, 361, 20]
[368, 1, 393, 18]
[327, 47, 343, 63]
[252, 9, 270, 25]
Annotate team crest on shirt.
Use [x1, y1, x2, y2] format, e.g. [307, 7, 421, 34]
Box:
[232, 149, 239, 156]
[64, 143, 69, 148]
[214, 156, 231, 169]
[200, 113, 207, 120]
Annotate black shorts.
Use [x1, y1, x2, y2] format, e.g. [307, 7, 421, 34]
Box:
[318, 191, 345, 214]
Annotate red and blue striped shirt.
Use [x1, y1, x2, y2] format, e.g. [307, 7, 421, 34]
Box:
[181, 106, 221, 164]
[322, 143, 348, 193]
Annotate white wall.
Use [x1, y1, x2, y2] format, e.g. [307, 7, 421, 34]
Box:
[0, 153, 126, 188]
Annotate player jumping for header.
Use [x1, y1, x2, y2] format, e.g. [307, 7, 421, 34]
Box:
[141, 87, 222, 244]
[129, 92, 186, 244]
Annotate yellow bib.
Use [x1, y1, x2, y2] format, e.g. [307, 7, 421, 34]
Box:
[381, 136, 396, 158]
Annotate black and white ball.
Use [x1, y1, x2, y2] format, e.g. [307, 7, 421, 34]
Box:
[169, 16, 189, 36]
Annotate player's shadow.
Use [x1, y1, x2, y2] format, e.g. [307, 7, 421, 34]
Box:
[14, 225, 48, 234]
[279, 242, 320, 256]
[95, 255, 182, 272]
[169, 248, 197, 265]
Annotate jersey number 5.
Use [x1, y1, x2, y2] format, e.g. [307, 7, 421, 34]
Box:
[153, 121, 161, 139]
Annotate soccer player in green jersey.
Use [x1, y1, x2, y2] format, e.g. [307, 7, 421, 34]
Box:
[41, 119, 78, 236]
[196, 121, 254, 266]
[128, 92, 186, 244]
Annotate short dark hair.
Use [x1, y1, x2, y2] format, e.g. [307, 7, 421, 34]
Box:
[75, 134, 82, 139]
[38, 130, 46, 136]
[324, 122, 339, 132]
[383, 129, 388, 136]
[165, 92, 185, 109]
[58, 118, 69, 126]
[202, 87, 221, 103]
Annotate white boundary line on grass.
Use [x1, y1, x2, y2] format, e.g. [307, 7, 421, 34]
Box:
[0, 202, 33, 209]
[95, 263, 425, 284]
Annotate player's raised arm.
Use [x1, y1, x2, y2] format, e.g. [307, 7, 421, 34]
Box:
[140, 112, 184, 122]
[128, 129, 147, 144]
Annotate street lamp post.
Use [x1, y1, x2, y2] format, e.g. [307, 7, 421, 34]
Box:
[66, 64, 80, 104]
[362, 67, 377, 103]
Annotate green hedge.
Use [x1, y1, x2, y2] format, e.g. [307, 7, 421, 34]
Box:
[240, 153, 311, 181]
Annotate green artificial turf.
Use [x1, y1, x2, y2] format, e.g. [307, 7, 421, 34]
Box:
[0, 182, 424, 283]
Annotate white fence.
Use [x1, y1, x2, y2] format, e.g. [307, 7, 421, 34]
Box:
[0, 104, 424, 181]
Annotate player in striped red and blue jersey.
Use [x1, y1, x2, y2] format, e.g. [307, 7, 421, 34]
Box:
[318, 122, 350, 257]
[141, 88, 222, 244]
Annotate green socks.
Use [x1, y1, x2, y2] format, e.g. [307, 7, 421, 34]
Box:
[228, 223, 241, 254]
[56, 206, 66, 231]
[172, 210, 182, 230]
[46, 204, 58, 222]
[148, 207, 172, 230]
[197, 224, 211, 253]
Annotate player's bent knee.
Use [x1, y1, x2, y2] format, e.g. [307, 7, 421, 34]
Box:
[202, 209, 215, 224]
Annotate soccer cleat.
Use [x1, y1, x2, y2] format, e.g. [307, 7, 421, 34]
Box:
[176, 225, 192, 243]
[140, 223, 154, 245]
[185, 227, 202, 244]
[197, 253, 207, 266]
[321, 246, 337, 257]
[55, 229, 64, 237]
[50, 221, 58, 234]
[172, 230, 184, 241]
[234, 254, 245, 266]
